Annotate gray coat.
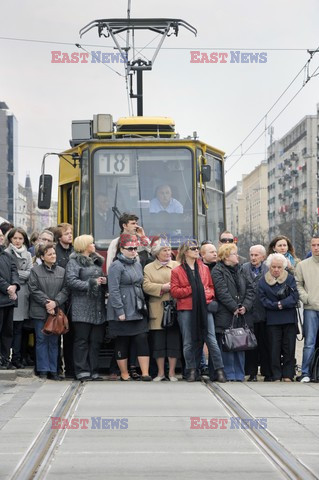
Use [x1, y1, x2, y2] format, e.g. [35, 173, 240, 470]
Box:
[5, 245, 32, 321]
[107, 256, 144, 321]
[65, 252, 106, 325]
[28, 263, 69, 320]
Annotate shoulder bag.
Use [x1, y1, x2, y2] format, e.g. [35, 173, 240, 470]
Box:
[161, 300, 177, 328]
[42, 308, 69, 336]
[222, 315, 257, 352]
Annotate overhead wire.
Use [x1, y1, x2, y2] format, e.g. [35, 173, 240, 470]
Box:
[226, 51, 317, 162]
[225, 60, 319, 175]
[225, 47, 319, 174]
[0, 36, 314, 51]
[76, 44, 125, 77]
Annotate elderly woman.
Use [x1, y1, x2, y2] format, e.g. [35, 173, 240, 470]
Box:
[267, 235, 299, 273]
[170, 240, 226, 383]
[5, 228, 32, 369]
[66, 235, 106, 381]
[258, 253, 299, 382]
[212, 243, 255, 382]
[28, 243, 68, 380]
[107, 234, 151, 381]
[143, 239, 180, 381]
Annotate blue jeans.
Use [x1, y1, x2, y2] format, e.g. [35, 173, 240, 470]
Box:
[34, 319, 59, 373]
[301, 310, 319, 376]
[177, 311, 223, 376]
[222, 349, 245, 381]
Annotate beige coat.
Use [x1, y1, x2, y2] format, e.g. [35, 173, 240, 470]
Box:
[143, 259, 179, 330]
[295, 255, 319, 310]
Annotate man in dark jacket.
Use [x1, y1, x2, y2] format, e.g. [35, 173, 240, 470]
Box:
[242, 245, 271, 381]
[55, 223, 74, 378]
[0, 246, 20, 369]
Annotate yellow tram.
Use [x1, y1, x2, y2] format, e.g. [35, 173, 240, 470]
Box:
[42, 114, 226, 253]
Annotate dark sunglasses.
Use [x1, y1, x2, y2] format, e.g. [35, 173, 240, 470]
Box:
[123, 247, 138, 251]
[189, 246, 199, 251]
[220, 238, 234, 243]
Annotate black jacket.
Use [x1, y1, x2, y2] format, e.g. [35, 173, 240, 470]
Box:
[211, 261, 255, 332]
[55, 242, 74, 270]
[0, 247, 20, 308]
[241, 262, 268, 324]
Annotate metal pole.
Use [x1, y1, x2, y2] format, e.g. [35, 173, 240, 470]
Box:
[137, 69, 143, 116]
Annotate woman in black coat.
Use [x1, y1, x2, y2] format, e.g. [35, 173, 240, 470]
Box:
[211, 243, 255, 381]
[258, 253, 299, 382]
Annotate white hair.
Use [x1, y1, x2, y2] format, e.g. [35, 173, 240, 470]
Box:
[265, 253, 288, 269]
[250, 244, 266, 257]
[151, 239, 171, 258]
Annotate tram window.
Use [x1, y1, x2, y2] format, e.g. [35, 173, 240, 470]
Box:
[80, 150, 90, 234]
[93, 148, 194, 245]
[206, 188, 225, 243]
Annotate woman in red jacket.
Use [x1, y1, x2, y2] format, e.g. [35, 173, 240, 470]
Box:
[171, 241, 226, 382]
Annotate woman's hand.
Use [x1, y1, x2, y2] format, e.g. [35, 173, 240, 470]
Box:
[238, 306, 246, 315]
[118, 314, 126, 321]
[161, 282, 171, 293]
[7, 285, 17, 297]
[46, 300, 56, 312]
[96, 276, 107, 285]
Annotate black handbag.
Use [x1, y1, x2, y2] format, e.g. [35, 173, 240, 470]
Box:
[161, 300, 177, 328]
[222, 315, 257, 352]
[276, 284, 291, 300]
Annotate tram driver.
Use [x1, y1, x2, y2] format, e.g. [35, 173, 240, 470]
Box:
[149, 184, 183, 214]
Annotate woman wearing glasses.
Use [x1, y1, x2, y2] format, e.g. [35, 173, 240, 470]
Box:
[170, 241, 226, 383]
[211, 243, 255, 381]
[66, 235, 107, 381]
[107, 234, 151, 381]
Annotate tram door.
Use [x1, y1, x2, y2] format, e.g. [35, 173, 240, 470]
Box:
[59, 183, 79, 234]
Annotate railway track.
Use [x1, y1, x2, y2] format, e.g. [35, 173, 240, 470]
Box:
[205, 380, 317, 480]
[9, 379, 318, 480]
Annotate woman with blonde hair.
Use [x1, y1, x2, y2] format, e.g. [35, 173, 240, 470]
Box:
[66, 235, 106, 381]
[212, 243, 255, 381]
[143, 238, 180, 381]
[171, 240, 225, 383]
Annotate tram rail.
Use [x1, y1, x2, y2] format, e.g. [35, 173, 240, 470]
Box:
[8, 379, 319, 480]
[205, 380, 317, 480]
[11, 381, 82, 480]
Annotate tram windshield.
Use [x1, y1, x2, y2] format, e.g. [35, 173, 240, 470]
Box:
[93, 147, 193, 247]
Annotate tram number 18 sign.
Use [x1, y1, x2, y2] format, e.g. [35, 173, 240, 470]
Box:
[98, 153, 131, 175]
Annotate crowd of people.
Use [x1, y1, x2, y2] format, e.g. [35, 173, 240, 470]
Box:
[0, 216, 318, 384]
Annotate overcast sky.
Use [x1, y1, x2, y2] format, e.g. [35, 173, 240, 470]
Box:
[1, 0, 319, 200]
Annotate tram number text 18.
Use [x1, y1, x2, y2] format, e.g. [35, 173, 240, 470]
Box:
[98, 153, 130, 175]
